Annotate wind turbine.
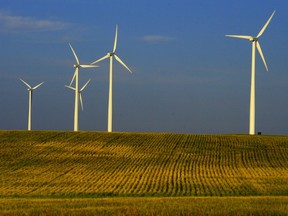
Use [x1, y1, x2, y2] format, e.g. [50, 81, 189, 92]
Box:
[20, 79, 44, 131]
[65, 79, 91, 111]
[226, 11, 275, 135]
[68, 43, 98, 132]
[91, 25, 132, 132]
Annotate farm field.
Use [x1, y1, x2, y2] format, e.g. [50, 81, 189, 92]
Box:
[0, 130, 287, 215]
[0, 196, 288, 215]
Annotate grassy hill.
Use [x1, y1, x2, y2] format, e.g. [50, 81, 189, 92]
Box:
[0, 130, 287, 198]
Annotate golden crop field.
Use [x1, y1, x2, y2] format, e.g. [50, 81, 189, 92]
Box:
[0, 130, 287, 215]
[0, 130, 287, 198]
[1, 197, 288, 215]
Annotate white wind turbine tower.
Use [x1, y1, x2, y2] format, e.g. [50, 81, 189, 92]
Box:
[65, 79, 91, 130]
[226, 11, 275, 135]
[91, 25, 132, 132]
[68, 43, 98, 132]
[20, 79, 44, 131]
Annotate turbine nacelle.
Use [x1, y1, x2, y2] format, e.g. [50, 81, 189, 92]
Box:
[90, 25, 132, 73]
[20, 79, 44, 131]
[250, 37, 258, 42]
[20, 79, 44, 91]
[226, 11, 275, 73]
[69, 43, 99, 69]
[69, 43, 98, 87]
[65, 79, 91, 111]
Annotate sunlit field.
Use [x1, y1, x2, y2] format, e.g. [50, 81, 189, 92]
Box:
[0, 130, 287, 215]
[1, 197, 287, 215]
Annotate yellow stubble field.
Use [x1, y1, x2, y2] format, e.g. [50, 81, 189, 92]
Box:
[0, 130, 287, 215]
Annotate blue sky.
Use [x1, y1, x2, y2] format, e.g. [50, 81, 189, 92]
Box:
[1, 0, 288, 134]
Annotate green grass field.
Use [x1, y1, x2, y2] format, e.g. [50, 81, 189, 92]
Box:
[0, 130, 287, 215]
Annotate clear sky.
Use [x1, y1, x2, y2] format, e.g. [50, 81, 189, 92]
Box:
[1, 0, 288, 135]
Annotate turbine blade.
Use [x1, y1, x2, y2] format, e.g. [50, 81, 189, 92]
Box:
[79, 93, 84, 111]
[256, 42, 268, 71]
[69, 43, 80, 65]
[80, 79, 91, 92]
[225, 35, 253, 40]
[20, 78, 31, 89]
[65, 85, 76, 91]
[80, 64, 99, 68]
[32, 82, 44, 90]
[114, 55, 132, 73]
[90, 53, 110, 65]
[257, 10, 276, 38]
[70, 68, 78, 86]
[113, 24, 118, 53]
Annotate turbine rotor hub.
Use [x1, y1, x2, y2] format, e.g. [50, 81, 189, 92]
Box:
[250, 37, 258, 42]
